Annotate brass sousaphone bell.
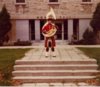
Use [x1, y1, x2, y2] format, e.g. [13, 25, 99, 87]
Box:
[42, 27, 57, 37]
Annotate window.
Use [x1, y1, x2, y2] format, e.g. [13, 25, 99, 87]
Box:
[15, 0, 26, 5]
[16, 0, 25, 3]
[82, 0, 91, 2]
[48, 0, 59, 5]
[49, 0, 58, 2]
[81, 0, 93, 5]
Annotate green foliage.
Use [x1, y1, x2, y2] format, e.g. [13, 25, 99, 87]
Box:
[83, 28, 95, 45]
[0, 5, 12, 41]
[14, 39, 32, 46]
[90, 3, 100, 32]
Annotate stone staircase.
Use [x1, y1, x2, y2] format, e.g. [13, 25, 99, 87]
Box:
[12, 59, 98, 83]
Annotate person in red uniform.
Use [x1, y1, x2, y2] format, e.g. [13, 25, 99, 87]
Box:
[42, 17, 57, 57]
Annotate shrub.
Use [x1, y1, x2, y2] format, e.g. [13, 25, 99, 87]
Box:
[0, 40, 3, 46]
[14, 40, 32, 46]
[0, 5, 12, 42]
[73, 28, 95, 45]
[83, 28, 95, 45]
[75, 39, 85, 45]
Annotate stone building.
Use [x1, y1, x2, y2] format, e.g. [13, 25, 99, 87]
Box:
[0, 0, 99, 43]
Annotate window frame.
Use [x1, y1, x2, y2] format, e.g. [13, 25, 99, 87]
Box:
[49, 0, 58, 2]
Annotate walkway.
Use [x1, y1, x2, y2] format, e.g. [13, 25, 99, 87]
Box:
[17, 45, 98, 61]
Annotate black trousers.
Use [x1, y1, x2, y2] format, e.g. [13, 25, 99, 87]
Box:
[46, 41, 55, 52]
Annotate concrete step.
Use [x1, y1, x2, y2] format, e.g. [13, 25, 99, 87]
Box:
[13, 59, 98, 83]
[22, 83, 90, 87]
[14, 64, 98, 71]
[15, 60, 97, 65]
[13, 76, 96, 83]
[12, 70, 98, 76]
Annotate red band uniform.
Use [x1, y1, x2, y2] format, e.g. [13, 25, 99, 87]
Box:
[42, 22, 56, 48]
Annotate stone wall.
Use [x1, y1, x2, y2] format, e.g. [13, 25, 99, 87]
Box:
[0, 0, 100, 19]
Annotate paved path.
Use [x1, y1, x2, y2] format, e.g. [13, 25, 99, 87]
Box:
[0, 44, 100, 49]
[12, 45, 99, 87]
[20, 45, 96, 61]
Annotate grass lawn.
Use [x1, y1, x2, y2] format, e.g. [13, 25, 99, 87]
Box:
[77, 47, 100, 70]
[0, 48, 30, 86]
[78, 47, 100, 84]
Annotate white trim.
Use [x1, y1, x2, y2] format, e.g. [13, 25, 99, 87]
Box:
[35, 20, 40, 41]
[68, 20, 73, 42]
[62, 23, 64, 41]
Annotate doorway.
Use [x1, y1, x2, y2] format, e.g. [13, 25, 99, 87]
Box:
[55, 20, 68, 41]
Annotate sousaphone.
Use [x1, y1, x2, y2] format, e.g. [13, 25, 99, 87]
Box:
[42, 28, 57, 37]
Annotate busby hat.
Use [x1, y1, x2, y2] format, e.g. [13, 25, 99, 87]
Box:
[46, 7, 56, 20]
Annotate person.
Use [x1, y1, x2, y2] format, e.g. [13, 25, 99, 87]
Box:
[42, 15, 57, 57]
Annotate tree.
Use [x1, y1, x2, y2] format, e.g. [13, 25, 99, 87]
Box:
[83, 28, 95, 45]
[90, 3, 100, 44]
[0, 5, 12, 42]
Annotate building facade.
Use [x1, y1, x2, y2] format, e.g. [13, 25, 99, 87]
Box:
[0, 0, 99, 43]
